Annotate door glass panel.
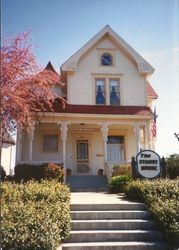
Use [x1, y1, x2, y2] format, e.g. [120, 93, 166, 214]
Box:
[76, 140, 89, 173]
[77, 140, 88, 159]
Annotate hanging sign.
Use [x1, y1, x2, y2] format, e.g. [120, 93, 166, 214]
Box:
[136, 150, 161, 179]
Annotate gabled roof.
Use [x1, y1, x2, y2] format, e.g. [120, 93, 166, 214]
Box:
[147, 82, 158, 99]
[61, 25, 154, 75]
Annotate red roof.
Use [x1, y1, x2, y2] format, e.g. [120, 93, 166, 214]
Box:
[43, 98, 152, 116]
[147, 82, 158, 98]
[43, 61, 62, 84]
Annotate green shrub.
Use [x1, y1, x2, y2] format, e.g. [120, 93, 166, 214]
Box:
[0, 165, 6, 181]
[109, 174, 131, 193]
[14, 162, 64, 182]
[125, 179, 179, 248]
[1, 180, 71, 249]
[166, 154, 179, 179]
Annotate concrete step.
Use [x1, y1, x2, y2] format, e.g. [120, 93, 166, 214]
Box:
[71, 203, 146, 211]
[66, 175, 108, 191]
[71, 210, 150, 220]
[62, 241, 167, 250]
[71, 219, 155, 230]
[65, 230, 164, 243]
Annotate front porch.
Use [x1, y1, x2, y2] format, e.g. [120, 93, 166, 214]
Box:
[16, 116, 153, 182]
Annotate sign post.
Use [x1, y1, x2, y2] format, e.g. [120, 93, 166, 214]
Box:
[131, 150, 166, 179]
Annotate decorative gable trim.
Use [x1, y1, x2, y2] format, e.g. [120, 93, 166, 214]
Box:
[61, 25, 154, 75]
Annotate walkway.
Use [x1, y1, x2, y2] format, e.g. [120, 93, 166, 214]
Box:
[71, 192, 131, 204]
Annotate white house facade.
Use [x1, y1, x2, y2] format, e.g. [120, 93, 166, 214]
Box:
[16, 25, 158, 179]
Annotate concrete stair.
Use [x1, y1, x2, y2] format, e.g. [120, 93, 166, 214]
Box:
[66, 175, 108, 192]
[62, 202, 167, 250]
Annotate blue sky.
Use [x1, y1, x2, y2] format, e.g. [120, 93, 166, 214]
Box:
[2, 0, 179, 156]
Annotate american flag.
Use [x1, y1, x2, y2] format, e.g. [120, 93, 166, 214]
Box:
[151, 107, 157, 138]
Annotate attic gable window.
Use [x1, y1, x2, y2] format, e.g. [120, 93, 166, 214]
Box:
[101, 53, 113, 66]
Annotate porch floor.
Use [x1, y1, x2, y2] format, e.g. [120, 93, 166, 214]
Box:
[66, 175, 108, 192]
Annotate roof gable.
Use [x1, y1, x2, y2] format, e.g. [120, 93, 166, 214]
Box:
[61, 25, 154, 75]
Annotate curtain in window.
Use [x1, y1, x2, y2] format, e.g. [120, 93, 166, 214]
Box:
[110, 79, 120, 105]
[96, 79, 105, 104]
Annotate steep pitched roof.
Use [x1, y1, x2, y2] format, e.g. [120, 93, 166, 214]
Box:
[43, 61, 66, 90]
[147, 82, 158, 99]
[45, 61, 58, 73]
[61, 25, 154, 75]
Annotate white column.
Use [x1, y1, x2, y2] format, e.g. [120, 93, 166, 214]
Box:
[60, 122, 68, 183]
[101, 122, 109, 163]
[134, 123, 140, 153]
[16, 131, 22, 164]
[146, 122, 152, 149]
[28, 124, 35, 162]
[144, 124, 149, 149]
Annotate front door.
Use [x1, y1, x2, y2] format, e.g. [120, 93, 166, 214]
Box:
[76, 140, 90, 174]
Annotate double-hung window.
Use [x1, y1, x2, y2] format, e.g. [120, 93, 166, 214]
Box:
[107, 136, 124, 162]
[95, 78, 120, 105]
[95, 79, 106, 104]
[110, 79, 120, 105]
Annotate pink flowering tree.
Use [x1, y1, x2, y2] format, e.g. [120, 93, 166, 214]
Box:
[1, 31, 62, 135]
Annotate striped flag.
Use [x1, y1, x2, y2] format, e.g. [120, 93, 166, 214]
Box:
[151, 107, 157, 138]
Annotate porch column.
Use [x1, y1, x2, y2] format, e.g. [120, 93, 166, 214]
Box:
[28, 124, 35, 162]
[16, 131, 22, 164]
[144, 124, 149, 149]
[134, 123, 140, 153]
[60, 122, 68, 183]
[101, 123, 109, 163]
[146, 122, 152, 149]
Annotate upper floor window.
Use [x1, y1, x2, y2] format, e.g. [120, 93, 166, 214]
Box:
[101, 53, 113, 66]
[110, 79, 120, 105]
[96, 79, 106, 104]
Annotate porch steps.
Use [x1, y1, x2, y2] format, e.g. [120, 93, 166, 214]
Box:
[66, 175, 108, 192]
[62, 202, 167, 250]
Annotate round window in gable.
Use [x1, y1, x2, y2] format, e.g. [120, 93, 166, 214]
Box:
[101, 53, 113, 66]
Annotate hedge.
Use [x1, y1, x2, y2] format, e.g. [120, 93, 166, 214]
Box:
[109, 175, 131, 193]
[14, 162, 64, 182]
[125, 179, 179, 248]
[1, 180, 71, 249]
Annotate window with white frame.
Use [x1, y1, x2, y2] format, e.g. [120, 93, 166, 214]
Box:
[43, 134, 58, 152]
[110, 79, 120, 105]
[107, 136, 124, 162]
[95, 79, 106, 104]
[95, 78, 120, 105]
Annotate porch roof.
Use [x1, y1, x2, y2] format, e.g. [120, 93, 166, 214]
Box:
[44, 99, 152, 116]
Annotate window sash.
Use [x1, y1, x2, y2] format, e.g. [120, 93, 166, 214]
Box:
[43, 135, 58, 152]
[109, 79, 120, 105]
[95, 79, 106, 104]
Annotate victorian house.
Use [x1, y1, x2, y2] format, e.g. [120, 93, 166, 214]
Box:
[16, 25, 157, 180]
